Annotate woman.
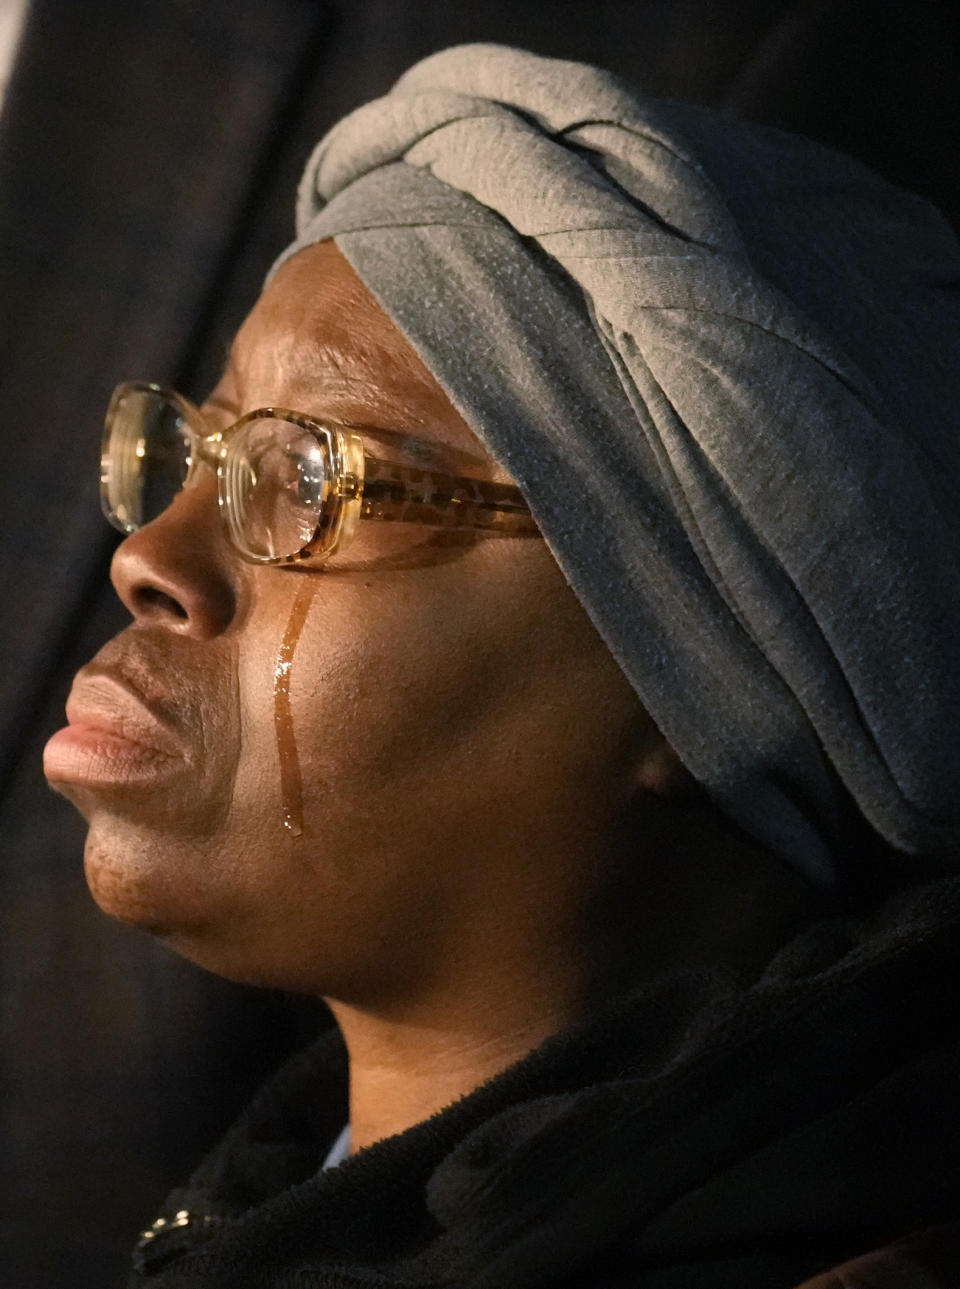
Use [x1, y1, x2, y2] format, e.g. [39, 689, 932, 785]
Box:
[44, 44, 960, 1288]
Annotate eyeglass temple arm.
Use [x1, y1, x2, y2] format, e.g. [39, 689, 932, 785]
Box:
[356, 457, 540, 535]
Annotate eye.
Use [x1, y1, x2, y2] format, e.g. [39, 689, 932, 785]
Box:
[270, 452, 325, 506]
[223, 417, 330, 560]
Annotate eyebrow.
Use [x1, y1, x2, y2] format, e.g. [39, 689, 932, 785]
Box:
[203, 394, 487, 474]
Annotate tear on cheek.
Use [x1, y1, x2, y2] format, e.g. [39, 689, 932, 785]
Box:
[274, 580, 317, 839]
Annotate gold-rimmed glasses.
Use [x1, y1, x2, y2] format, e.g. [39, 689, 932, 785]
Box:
[101, 382, 539, 565]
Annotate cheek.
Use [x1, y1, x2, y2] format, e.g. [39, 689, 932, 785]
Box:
[233, 569, 513, 842]
[295, 582, 504, 781]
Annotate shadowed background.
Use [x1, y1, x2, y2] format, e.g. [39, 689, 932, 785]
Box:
[0, 1, 956, 1284]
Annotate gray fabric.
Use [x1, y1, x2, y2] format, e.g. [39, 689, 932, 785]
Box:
[276, 43, 960, 886]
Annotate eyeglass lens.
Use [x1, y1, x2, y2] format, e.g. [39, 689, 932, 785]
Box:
[107, 389, 332, 560]
[222, 418, 328, 560]
[108, 387, 193, 531]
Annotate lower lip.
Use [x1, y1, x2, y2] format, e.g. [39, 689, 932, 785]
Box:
[43, 722, 182, 787]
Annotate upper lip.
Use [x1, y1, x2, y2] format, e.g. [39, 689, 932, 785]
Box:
[65, 664, 189, 759]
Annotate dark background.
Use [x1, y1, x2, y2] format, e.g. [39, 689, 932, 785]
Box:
[1, 2, 957, 1285]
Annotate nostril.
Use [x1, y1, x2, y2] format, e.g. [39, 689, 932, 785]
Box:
[133, 586, 189, 621]
[110, 510, 238, 638]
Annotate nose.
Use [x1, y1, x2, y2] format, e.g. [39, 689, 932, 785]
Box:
[110, 476, 240, 638]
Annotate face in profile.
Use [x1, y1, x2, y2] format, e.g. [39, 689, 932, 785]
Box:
[43, 240, 654, 1005]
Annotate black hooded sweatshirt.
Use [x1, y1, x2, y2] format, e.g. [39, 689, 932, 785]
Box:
[127, 875, 960, 1289]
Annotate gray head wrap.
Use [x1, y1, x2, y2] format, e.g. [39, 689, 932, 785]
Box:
[276, 43, 960, 887]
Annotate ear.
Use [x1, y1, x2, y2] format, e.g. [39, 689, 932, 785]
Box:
[634, 734, 697, 801]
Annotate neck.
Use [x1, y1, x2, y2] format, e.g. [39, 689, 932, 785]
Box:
[326, 993, 574, 1152]
[325, 802, 821, 1154]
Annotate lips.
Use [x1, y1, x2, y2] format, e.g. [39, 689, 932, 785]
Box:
[43, 665, 190, 789]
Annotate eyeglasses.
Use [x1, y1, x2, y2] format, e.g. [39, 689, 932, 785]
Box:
[101, 382, 539, 565]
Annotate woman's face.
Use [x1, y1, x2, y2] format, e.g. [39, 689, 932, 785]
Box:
[44, 241, 653, 1003]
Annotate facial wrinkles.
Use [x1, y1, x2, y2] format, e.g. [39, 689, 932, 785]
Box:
[228, 291, 500, 474]
[232, 305, 403, 404]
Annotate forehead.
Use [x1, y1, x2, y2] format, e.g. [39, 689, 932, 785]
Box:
[226, 240, 492, 467]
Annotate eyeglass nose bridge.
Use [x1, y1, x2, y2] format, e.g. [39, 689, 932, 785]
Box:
[182, 428, 227, 490]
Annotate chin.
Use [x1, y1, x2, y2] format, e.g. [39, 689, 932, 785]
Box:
[82, 821, 209, 940]
[77, 805, 382, 998]
[83, 836, 172, 935]
[79, 819, 296, 990]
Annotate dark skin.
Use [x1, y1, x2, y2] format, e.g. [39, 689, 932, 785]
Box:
[45, 241, 818, 1152]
